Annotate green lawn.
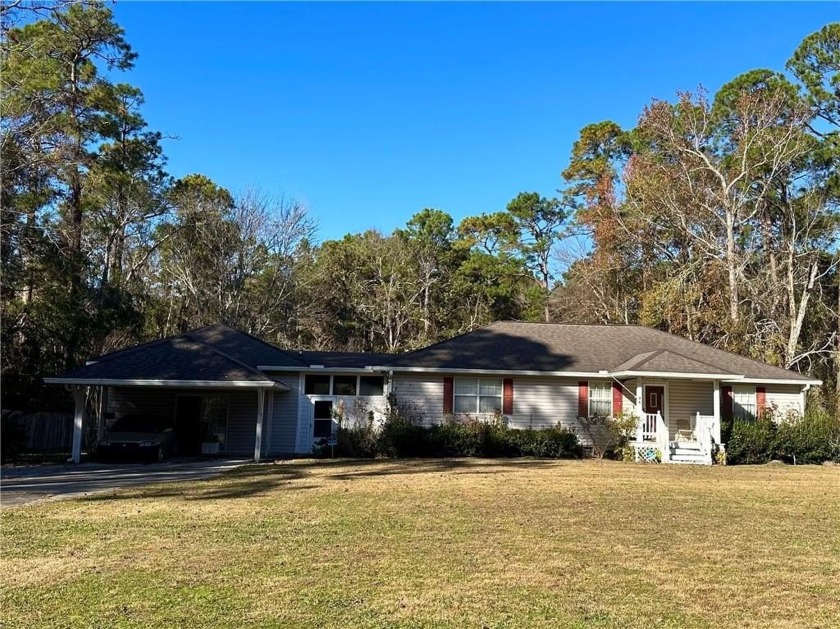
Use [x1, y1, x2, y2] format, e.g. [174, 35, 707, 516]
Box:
[2, 459, 839, 628]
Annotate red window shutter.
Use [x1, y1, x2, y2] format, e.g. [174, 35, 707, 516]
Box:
[612, 382, 623, 417]
[578, 381, 588, 417]
[503, 378, 513, 415]
[756, 386, 766, 418]
[443, 377, 454, 414]
[722, 385, 733, 420]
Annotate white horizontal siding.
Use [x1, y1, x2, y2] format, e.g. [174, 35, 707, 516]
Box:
[668, 381, 714, 439]
[332, 395, 389, 428]
[391, 374, 444, 425]
[505, 377, 578, 431]
[766, 384, 803, 418]
[621, 378, 638, 415]
[392, 374, 599, 445]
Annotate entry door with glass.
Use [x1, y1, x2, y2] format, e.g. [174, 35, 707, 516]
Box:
[310, 398, 335, 449]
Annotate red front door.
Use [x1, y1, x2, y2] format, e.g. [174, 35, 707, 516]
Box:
[644, 386, 664, 415]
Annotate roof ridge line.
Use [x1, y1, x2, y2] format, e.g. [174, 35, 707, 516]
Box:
[639, 327, 800, 378]
[183, 332, 274, 380]
[375, 323, 496, 362]
[206, 324, 309, 368]
[655, 348, 737, 374]
[624, 349, 664, 371]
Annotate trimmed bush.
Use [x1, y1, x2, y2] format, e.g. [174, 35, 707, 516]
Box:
[331, 406, 583, 460]
[727, 405, 840, 465]
[773, 406, 840, 464]
[727, 417, 777, 465]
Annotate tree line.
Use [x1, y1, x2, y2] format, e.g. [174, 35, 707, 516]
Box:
[2, 3, 838, 411]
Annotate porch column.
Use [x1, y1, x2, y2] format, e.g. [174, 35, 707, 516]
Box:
[264, 390, 275, 459]
[71, 386, 87, 464]
[254, 389, 266, 462]
[97, 386, 109, 443]
[635, 379, 644, 417]
[712, 380, 722, 444]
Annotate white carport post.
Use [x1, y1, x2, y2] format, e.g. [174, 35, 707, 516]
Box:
[264, 390, 274, 459]
[254, 388, 266, 462]
[712, 380, 722, 444]
[635, 379, 644, 418]
[71, 385, 87, 464]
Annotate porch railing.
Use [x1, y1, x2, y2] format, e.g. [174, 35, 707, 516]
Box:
[694, 413, 716, 458]
[638, 412, 658, 442]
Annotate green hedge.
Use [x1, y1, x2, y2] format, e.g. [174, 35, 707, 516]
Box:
[726, 406, 840, 465]
[332, 415, 583, 460]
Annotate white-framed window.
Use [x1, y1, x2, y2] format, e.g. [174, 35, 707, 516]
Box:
[454, 378, 503, 414]
[733, 385, 756, 420]
[304, 374, 385, 397]
[589, 381, 612, 417]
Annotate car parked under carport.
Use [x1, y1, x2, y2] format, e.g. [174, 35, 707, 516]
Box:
[96, 413, 177, 462]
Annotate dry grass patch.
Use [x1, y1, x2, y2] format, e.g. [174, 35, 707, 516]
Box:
[2, 459, 839, 628]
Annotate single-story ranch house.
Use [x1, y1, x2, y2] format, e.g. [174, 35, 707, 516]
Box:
[46, 321, 821, 466]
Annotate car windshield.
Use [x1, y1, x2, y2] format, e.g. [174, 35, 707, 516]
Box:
[109, 415, 167, 433]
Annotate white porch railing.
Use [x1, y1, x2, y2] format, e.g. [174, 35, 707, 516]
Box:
[694, 413, 716, 459]
[633, 412, 664, 462]
[637, 412, 658, 442]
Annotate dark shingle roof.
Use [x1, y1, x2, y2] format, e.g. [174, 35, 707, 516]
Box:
[381, 321, 812, 381]
[186, 325, 306, 368]
[291, 351, 396, 369]
[52, 325, 304, 384]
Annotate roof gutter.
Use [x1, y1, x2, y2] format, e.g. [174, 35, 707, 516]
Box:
[372, 366, 609, 377]
[723, 377, 823, 386]
[610, 371, 742, 380]
[257, 365, 377, 372]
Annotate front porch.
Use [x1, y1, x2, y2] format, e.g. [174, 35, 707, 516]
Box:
[627, 378, 723, 465]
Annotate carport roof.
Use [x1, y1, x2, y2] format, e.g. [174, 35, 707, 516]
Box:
[44, 325, 297, 389]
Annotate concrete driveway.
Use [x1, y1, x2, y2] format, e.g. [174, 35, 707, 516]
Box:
[0, 459, 249, 507]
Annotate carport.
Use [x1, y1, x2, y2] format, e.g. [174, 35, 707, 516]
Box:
[44, 330, 293, 463]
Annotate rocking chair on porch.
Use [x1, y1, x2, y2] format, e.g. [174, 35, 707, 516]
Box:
[674, 415, 697, 442]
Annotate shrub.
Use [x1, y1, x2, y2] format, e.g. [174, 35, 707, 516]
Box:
[726, 417, 777, 465]
[726, 405, 840, 465]
[336, 397, 583, 460]
[575, 411, 638, 459]
[772, 406, 840, 464]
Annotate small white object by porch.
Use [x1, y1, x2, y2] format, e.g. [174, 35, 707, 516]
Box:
[630, 379, 723, 465]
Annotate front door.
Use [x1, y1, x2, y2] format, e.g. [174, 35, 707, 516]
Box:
[175, 395, 202, 455]
[310, 398, 335, 449]
[644, 386, 664, 416]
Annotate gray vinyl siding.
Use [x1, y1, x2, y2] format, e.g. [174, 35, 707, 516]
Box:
[667, 381, 714, 439]
[766, 384, 803, 418]
[268, 374, 299, 455]
[225, 391, 259, 455]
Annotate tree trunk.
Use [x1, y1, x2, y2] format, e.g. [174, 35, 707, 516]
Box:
[725, 210, 739, 324]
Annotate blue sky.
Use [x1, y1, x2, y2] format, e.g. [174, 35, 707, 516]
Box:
[112, 2, 837, 242]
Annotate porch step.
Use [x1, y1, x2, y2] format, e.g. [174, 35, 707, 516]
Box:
[671, 447, 703, 456]
[668, 457, 712, 465]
